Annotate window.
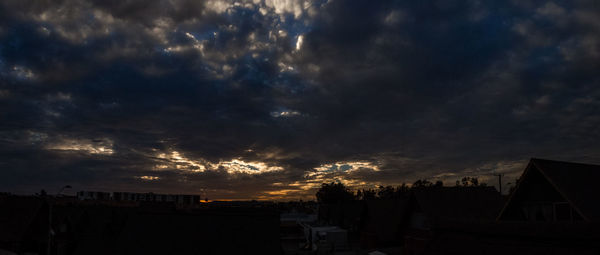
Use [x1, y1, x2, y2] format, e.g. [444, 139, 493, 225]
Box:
[553, 202, 585, 222]
[553, 202, 571, 221]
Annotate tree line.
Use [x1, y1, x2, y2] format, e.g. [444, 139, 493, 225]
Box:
[315, 177, 487, 203]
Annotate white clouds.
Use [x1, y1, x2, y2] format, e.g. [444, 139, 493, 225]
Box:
[185, 32, 197, 40]
[11, 66, 36, 81]
[313, 161, 380, 173]
[154, 150, 283, 174]
[155, 150, 207, 171]
[139, 175, 160, 181]
[46, 138, 115, 155]
[219, 159, 284, 174]
[383, 10, 405, 26]
[205, 0, 316, 19]
[560, 34, 600, 61]
[146, 18, 174, 45]
[270, 110, 301, 117]
[3, 0, 600, 200]
[295, 34, 304, 50]
[3, 0, 318, 84]
[204, 0, 324, 21]
[536, 2, 566, 18]
[204, 0, 233, 14]
[46, 92, 72, 102]
[37, 26, 51, 36]
[264, 0, 306, 18]
[34, 3, 113, 44]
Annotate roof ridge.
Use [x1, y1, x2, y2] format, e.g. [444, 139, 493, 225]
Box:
[531, 157, 600, 168]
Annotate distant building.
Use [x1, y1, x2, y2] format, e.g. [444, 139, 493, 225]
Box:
[112, 192, 200, 205]
[112, 192, 136, 201]
[77, 191, 111, 200]
[498, 158, 600, 222]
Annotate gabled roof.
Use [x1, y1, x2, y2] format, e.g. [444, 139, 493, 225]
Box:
[498, 158, 600, 222]
[411, 186, 503, 222]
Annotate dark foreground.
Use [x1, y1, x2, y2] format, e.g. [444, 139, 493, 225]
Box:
[3, 158, 600, 254]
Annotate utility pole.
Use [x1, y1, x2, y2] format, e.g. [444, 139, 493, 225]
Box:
[493, 174, 503, 194]
[48, 185, 71, 255]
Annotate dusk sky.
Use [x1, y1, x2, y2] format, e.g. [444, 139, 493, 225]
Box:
[1, 0, 599, 200]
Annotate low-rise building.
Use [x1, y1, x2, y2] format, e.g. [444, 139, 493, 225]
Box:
[78, 191, 201, 205]
[76, 191, 111, 201]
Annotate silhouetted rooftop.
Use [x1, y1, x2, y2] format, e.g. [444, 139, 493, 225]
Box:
[412, 186, 503, 221]
[500, 158, 600, 222]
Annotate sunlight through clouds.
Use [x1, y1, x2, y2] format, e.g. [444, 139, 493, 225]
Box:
[155, 151, 207, 172]
[153, 150, 283, 174]
[3, 0, 600, 200]
[46, 138, 115, 155]
[11, 66, 36, 81]
[139, 175, 160, 181]
[295, 34, 304, 50]
[313, 161, 381, 173]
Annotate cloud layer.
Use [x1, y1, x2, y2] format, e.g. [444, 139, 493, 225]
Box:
[1, 0, 599, 199]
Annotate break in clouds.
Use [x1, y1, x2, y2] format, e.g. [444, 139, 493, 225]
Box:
[1, 0, 600, 199]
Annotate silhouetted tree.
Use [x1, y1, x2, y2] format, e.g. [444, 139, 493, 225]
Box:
[360, 189, 376, 200]
[397, 183, 410, 193]
[316, 182, 355, 203]
[377, 186, 396, 199]
[455, 177, 487, 187]
[412, 179, 433, 188]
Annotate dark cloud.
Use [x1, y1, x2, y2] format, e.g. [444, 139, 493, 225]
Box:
[1, 0, 599, 199]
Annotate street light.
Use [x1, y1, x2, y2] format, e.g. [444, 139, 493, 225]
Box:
[47, 185, 71, 255]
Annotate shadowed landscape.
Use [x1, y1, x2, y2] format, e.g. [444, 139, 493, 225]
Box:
[1, 0, 600, 254]
[2, 158, 600, 254]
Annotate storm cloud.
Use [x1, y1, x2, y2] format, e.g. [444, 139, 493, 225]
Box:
[1, 0, 599, 200]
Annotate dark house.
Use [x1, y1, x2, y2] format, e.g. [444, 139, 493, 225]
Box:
[360, 198, 409, 248]
[406, 186, 503, 227]
[403, 186, 504, 254]
[498, 158, 600, 222]
[318, 200, 365, 232]
[419, 158, 600, 255]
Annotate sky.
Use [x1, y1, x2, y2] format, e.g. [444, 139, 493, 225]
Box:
[1, 0, 599, 200]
